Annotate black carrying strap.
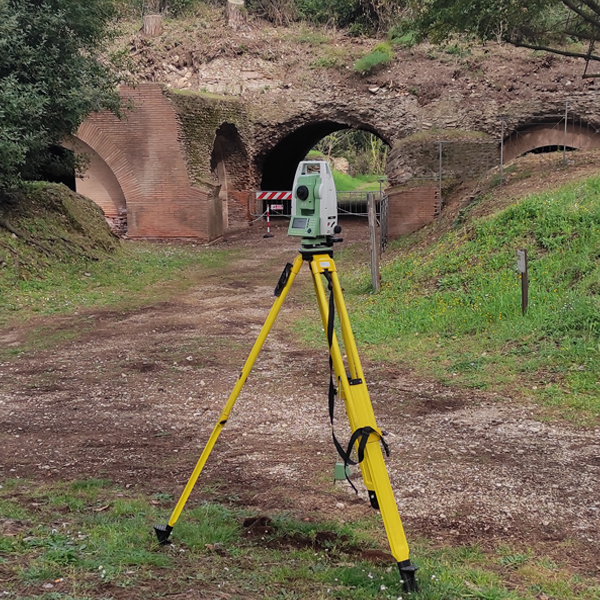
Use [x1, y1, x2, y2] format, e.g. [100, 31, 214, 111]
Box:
[324, 271, 337, 425]
[322, 271, 389, 494]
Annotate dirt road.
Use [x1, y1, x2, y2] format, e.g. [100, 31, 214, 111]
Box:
[0, 221, 598, 575]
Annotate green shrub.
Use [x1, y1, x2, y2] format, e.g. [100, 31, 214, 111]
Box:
[115, 0, 203, 17]
[353, 43, 393, 75]
[295, 0, 360, 27]
[388, 25, 417, 48]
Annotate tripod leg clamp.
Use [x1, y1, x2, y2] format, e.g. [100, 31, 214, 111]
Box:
[398, 559, 418, 592]
[154, 523, 173, 545]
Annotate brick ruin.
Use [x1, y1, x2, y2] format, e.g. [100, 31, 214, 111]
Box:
[67, 83, 600, 241]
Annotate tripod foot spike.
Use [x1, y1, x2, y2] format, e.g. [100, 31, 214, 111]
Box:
[154, 524, 173, 545]
[398, 559, 418, 593]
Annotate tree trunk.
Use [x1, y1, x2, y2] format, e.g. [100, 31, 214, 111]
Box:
[142, 14, 162, 37]
[227, 0, 245, 30]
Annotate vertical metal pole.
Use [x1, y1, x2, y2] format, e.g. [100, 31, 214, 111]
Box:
[518, 249, 529, 315]
[522, 255, 529, 315]
[367, 192, 381, 292]
[438, 141, 443, 222]
[563, 100, 568, 166]
[263, 204, 274, 238]
[500, 120, 505, 185]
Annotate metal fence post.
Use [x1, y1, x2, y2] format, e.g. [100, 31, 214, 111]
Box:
[367, 192, 381, 292]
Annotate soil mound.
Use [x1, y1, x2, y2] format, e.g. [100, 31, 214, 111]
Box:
[0, 182, 117, 282]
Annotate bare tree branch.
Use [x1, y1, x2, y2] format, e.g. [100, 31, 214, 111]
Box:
[575, 0, 600, 16]
[561, 0, 600, 30]
[512, 39, 600, 60]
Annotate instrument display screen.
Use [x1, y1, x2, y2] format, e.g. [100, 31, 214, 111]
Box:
[292, 217, 308, 229]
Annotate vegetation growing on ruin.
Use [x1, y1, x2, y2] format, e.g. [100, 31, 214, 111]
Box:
[353, 42, 394, 75]
[115, 0, 600, 62]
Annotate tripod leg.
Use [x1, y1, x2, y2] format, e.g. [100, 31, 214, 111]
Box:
[154, 254, 303, 544]
[309, 254, 417, 592]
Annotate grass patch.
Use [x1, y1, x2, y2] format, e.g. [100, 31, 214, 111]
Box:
[353, 43, 393, 75]
[340, 175, 600, 424]
[0, 183, 236, 347]
[295, 28, 328, 46]
[0, 480, 597, 599]
[333, 172, 384, 192]
[0, 242, 232, 324]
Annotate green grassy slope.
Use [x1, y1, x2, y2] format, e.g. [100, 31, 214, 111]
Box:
[346, 175, 600, 424]
[0, 183, 229, 331]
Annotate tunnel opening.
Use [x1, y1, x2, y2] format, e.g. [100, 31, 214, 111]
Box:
[258, 121, 389, 191]
[503, 119, 600, 162]
[259, 122, 389, 219]
[210, 123, 249, 190]
[527, 145, 577, 155]
[260, 121, 354, 191]
[62, 137, 128, 236]
[210, 123, 250, 230]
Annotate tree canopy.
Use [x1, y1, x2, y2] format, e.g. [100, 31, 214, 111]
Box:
[409, 0, 600, 64]
[0, 0, 121, 194]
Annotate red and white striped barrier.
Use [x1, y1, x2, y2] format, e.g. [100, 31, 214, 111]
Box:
[256, 191, 292, 201]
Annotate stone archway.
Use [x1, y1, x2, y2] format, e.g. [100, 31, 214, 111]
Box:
[503, 122, 600, 162]
[258, 120, 389, 191]
[210, 123, 250, 229]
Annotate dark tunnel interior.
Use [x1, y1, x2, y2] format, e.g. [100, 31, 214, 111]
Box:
[260, 121, 352, 190]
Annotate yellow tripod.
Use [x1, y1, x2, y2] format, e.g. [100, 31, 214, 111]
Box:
[154, 250, 418, 592]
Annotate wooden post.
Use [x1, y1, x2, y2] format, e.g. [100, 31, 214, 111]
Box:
[367, 192, 381, 292]
[227, 0, 245, 30]
[437, 141, 443, 222]
[517, 249, 528, 315]
[500, 119, 505, 185]
[142, 14, 162, 37]
[563, 100, 568, 166]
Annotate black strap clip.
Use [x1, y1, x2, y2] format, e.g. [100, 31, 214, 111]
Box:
[274, 263, 292, 297]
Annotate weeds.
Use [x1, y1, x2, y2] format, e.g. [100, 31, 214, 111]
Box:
[353, 43, 393, 75]
[338, 176, 600, 423]
[0, 240, 233, 340]
[1, 480, 597, 599]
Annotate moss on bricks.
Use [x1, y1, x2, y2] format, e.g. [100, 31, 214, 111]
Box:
[166, 88, 250, 186]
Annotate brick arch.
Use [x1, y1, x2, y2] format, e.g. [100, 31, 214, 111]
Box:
[258, 119, 389, 191]
[503, 122, 600, 162]
[62, 136, 126, 218]
[73, 121, 145, 210]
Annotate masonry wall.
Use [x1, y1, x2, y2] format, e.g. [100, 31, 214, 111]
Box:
[386, 132, 499, 185]
[79, 84, 220, 240]
[503, 123, 600, 162]
[387, 186, 439, 236]
[227, 191, 251, 229]
[64, 136, 126, 218]
[166, 90, 250, 188]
